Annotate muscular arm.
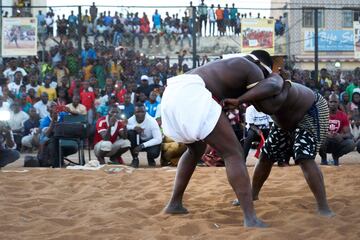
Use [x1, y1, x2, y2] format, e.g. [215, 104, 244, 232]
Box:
[237, 73, 284, 104]
[223, 73, 284, 109]
[252, 81, 291, 114]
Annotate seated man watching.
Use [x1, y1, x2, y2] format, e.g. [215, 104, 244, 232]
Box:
[38, 102, 77, 167]
[127, 104, 162, 168]
[21, 107, 40, 151]
[93, 105, 131, 164]
[0, 118, 20, 168]
[319, 94, 355, 166]
[65, 95, 87, 116]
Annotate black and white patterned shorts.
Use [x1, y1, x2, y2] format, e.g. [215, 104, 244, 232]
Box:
[261, 92, 328, 163]
[262, 125, 317, 163]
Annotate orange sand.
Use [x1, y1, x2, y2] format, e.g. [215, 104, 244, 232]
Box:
[1, 162, 360, 240]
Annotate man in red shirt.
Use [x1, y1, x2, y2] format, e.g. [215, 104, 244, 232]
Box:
[80, 81, 95, 124]
[115, 80, 127, 104]
[94, 106, 131, 164]
[319, 94, 355, 166]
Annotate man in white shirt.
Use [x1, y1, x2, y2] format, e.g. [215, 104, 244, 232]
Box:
[7, 71, 24, 96]
[208, 4, 216, 36]
[3, 59, 27, 83]
[127, 104, 162, 168]
[9, 101, 29, 150]
[95, 21, 109, 44]
[65, 95, 87, 116]
[34, 92, 50, 119]
[26, 74, 40, 93]
[244, 105, 273, 161]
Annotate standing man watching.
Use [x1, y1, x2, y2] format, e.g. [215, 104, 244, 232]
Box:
[197, 0, 208, 36]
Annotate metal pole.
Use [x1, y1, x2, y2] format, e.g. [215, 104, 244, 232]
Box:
[284, 12, 290, 65]
[192, 6, 197, 69]
[0, 0, 2, 57]
[314, 8, 319, 88]
[78, 6, 82, 54]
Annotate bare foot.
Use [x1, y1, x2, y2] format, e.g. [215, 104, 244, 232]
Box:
[318, 208, 335, 217]
[244, 217, 268, 228]
[232, 196, 259, 206]
[164, 203, 189, 214]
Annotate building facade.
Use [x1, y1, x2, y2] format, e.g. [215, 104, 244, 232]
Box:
[271, 0, 360, 70]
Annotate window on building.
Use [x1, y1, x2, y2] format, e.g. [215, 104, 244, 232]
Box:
[302, 8, 325, 28]
[343, 9, 360, 27]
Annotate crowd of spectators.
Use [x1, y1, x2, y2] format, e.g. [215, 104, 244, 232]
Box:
[0, 41, 359, 168]
[3, 1, 286, 51]
[0, 40, 178, 167]
[0, 3, 357, 169]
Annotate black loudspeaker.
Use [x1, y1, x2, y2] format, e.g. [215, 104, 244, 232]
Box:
[24, 156, 40, 167]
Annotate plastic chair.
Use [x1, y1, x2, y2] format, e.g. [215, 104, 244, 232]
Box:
[58, 114, 88, 167]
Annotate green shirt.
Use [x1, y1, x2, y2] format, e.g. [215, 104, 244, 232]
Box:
[197, 4, 208, 16]
[66, 55, 80, 76]
[92, 64, 106, 89]
[346, 83, 358, 102]
[230, 8, 238, 20]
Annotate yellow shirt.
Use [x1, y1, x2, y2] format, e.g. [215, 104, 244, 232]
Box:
[37, 86, 57, 101]
[54, 67, 69, 86]
[110, 62, 123, 79]
[83, 65, 93, 81]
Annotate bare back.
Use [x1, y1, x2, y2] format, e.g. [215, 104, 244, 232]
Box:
[187, 58, 265, 100]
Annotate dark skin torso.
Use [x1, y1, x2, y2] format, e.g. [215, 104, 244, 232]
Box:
[254, 82, 315, 130]
[188, 57, 315, 131]
[188, 57, 264, 100]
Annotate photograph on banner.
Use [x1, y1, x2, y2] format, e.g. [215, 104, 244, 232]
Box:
[241, 18, 275, 55]
[354, 22, 360, 59]
[2, 18, 37, 56]
[304, 30, 354, 52]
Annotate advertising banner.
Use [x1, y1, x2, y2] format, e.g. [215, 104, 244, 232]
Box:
[2, 17, 37, 56]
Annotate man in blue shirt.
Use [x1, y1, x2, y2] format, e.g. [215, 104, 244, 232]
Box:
[37, 10, 45, 27]
[103, 11, 113, 26]
[144, 91, 159, 118]
[68, 11, 78, 28]
[223, 4, 230, 35]
[122, 93, 135, 119]
[81, 42, 97, 67]
[152, 9, 162, 30]
[38, 103, 76, 167]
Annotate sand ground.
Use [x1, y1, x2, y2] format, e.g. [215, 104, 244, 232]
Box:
[0, 151, 359, 240]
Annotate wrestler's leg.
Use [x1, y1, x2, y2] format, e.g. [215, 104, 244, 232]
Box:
[294, 129, 334, 217]
[164, 141, 206, 214]
[205, 112, 266, 228]
[252, 124, 285, 200]
[252, 153, 274, 201]
[299, 159, 335, 217]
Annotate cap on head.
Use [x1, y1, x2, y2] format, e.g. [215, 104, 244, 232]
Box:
[141, 75, 149, 81]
